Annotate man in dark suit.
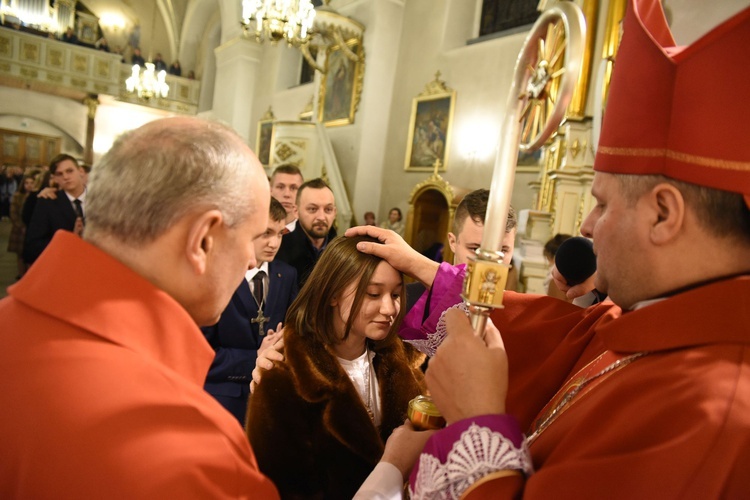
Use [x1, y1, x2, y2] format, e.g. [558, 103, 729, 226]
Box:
[202, 198, 298, 424]
[275, 178, 337, 287]
[269, 164, 304, 233]
[24, 154, 86, 265]
[405, 189, 517, 314]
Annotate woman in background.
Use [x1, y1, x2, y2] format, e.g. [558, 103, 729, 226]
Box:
[20, 169, 55, 267]
[7, 170, 38, 279]
[380, 207, 405, 237]
[246, 235, 424, 499]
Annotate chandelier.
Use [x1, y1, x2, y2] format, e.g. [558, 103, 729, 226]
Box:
[241, 0, 317, 47]
[125, 63, 169, 100]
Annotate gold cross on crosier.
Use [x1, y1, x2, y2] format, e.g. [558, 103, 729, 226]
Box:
[251, 308, 270, 335]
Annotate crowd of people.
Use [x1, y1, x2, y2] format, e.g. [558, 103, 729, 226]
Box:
[1, 0, 749, 497]
[0, 18, 193, 79]
[1, 160, 91, 280]
[127, 47, 190, 77]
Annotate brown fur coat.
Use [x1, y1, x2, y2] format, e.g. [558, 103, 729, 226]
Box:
[246, 330, 425, 499]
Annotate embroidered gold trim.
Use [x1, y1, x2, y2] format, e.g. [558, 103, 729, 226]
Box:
[597, 146, 750, 172]
[527, 352, 649, 446]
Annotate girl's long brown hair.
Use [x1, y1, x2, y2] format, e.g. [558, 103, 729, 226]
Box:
[285, 235, 406, 348]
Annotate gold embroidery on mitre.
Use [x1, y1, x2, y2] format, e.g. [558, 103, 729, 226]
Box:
[597, 146, 750, 172]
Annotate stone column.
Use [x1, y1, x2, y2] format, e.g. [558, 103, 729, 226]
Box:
[212, 36, 263, 143]
[345, 0, 406, 222]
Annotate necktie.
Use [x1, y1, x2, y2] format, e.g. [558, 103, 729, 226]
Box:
[73, 199, 84, 221]
[252, 271, 265, 306]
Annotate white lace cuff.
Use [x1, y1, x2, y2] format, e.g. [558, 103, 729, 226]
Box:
[409, 416, 532, 499]
[405, 302, 469, 357]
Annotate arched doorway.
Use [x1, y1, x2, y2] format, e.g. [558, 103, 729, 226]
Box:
[405, 174, 469, 265]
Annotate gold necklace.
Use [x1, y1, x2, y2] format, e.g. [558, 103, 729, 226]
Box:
[362, 348, 375, 421]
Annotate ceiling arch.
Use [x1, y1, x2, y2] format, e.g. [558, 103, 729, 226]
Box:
[79, 0, 181, 61]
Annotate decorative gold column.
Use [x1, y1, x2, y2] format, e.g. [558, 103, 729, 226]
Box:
[567, 0, 599, 120]
[533, 0, 599, 213]
[599, 0, 627, 113]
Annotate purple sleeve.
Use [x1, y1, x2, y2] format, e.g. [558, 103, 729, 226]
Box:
[400, 262, 466, 342]
[409, 415, 532, 499]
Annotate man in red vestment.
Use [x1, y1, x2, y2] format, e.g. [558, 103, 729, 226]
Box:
[0, 118, 280, 498]
[348, 0, 750, 497]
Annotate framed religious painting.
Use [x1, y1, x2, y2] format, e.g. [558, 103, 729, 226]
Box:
[255, 107, 275, 167]
[318, 39, 365, 127]
[76, 12, 99, 46]
[404, 72, 456, 172]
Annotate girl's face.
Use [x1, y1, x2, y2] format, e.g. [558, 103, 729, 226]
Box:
[389, 210, 400, 223]
[23, 177, 34, 191]
[332, 261, 402, 345]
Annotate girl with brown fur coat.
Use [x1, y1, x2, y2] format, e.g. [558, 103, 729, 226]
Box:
[246, 236, 425, 499]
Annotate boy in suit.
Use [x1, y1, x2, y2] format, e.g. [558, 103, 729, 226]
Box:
[24, 154, 86, 264]
[202, 198, 298, 424]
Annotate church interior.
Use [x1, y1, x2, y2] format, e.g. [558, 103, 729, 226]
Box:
[0, 0, 747, 297]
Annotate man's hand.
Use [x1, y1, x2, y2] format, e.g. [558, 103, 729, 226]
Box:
[380, 420, 437, 480]
[250, 327, 284, 393]
[344, 225, 440, 287]
[37, 187, 58, 200]
[426, 309, 508, 424]
[551, 265, 597, 300]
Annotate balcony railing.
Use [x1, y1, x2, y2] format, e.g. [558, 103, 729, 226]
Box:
[0, 25, 200, 113]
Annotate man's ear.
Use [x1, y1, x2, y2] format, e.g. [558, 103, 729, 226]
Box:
[185, 209, 223, 276]
[648, 183, 685, 245]
[447, 232, 458, 253]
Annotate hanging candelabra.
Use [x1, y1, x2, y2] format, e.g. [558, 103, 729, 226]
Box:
[241, 0, 316, 47]
[125, 62, 169, 100]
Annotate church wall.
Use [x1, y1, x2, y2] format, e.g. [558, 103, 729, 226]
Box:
[250, 43, 312, 128]
[247, 0, 406, 225]
[4, 0, 739, 218]
[0, 114, 82, 160]
[333, 0, 404, 224]
[93, 96, 173, 161]
[197, 16, 221, 114]
[0, 87, 87, 152]
[180, 0, 220, 76]
[241, 0, 538, 224]
[379, 0, 531, 222]
[667, 0, 750, 45]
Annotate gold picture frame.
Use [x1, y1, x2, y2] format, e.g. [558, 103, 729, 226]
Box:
[255, 107, 275, 167]
[318, 39, 365, 127]
[404, 72, 456, 172]
[76, 13, 99, 46]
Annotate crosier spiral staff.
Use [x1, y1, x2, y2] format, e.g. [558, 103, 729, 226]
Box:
[464, 2, 586, 335]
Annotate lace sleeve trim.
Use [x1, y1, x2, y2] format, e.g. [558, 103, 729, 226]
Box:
[409, 422, 533, 499]
[404, 302, 469, 357]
